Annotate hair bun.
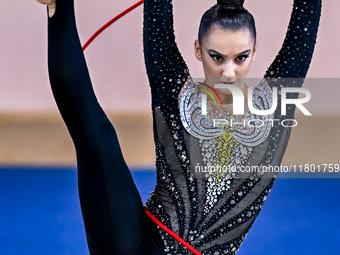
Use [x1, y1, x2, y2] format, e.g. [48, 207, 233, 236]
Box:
[217, 0, 244, 8]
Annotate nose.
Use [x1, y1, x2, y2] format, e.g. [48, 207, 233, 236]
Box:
[222, 61, 236, 79]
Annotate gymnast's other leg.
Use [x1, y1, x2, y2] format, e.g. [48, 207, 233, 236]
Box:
[42, 0, 165, 254]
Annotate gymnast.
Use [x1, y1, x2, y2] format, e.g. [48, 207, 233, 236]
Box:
[36, 0, 321, 254]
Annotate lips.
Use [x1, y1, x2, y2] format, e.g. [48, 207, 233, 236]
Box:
[222, 81, 235, 85]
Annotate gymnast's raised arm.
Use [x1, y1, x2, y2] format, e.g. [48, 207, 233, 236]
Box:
[265, 0, 322, 79]
[143, 0, 190, 107]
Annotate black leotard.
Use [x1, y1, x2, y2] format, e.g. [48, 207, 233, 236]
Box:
[46, 0, 321, 254]
[143, 0, 321, 254]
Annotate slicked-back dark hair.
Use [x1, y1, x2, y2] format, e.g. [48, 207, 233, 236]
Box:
[198, 0, 256, 45]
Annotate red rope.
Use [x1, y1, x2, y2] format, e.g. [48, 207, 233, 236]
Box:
[82, 0, 144, 51]
[144, 208, 202, 255]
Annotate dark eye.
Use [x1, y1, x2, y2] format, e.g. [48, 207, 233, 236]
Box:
[210, 54, 223, 62]
[236, 55, 249, 62]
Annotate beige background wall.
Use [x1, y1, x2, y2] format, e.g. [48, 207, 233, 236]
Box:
[0, 0, 339, 113]
[0, 0, 339, 166]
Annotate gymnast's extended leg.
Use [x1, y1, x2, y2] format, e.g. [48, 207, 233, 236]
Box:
[45, 0, 165, 254]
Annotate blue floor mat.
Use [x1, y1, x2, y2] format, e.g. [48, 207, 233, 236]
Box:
[0, 167, 339, 255]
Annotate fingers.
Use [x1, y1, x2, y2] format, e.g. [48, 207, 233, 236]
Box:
[36, 0, 51, 5]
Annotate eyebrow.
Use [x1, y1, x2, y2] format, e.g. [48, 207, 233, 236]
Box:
[208, 49, 251, 57]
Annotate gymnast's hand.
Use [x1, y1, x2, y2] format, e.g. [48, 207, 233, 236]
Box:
[36, 0, 56, 18]
[36, 0, 50, 3]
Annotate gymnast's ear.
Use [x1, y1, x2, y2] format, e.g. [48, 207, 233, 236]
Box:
[194, 39, 202, 62]
[251, 40, 257, 62]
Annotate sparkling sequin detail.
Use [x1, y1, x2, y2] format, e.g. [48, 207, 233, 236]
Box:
[179, 78, 274, 147]
[143, 0, 321, 254]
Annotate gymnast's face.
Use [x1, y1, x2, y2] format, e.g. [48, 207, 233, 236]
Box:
[194, 26, 256, 98]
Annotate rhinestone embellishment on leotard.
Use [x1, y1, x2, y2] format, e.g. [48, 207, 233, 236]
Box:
[179, 78, 274, 147]
[143, 0, 321, 254]
[178, 78, 275, 214]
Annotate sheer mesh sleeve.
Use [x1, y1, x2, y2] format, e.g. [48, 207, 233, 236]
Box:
[265, 0, 322, 79]
[143, 0, 190, 108]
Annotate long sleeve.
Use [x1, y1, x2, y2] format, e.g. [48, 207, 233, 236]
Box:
[143, 0, 190, 108]
[265, 0, 322, 79]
